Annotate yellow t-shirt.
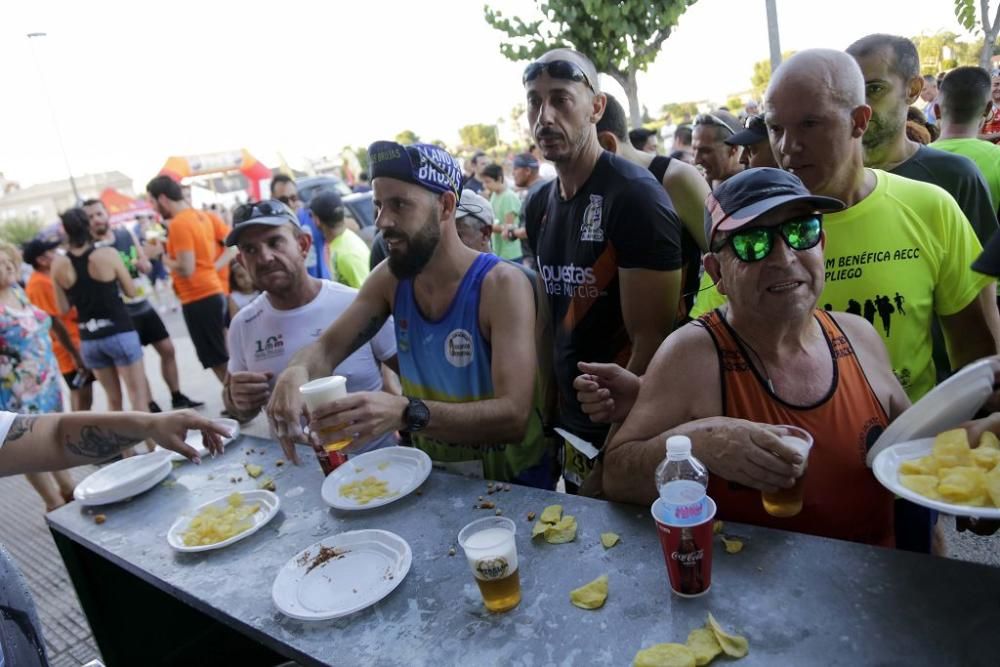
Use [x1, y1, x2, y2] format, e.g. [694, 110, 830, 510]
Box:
[691, 170, 992, 401]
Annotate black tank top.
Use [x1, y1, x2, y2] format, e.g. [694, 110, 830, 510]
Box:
[66, 247, 133, 340]
[648, 155, 702, 318]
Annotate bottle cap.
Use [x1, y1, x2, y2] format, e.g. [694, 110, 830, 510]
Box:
[666, 435, 692, 460]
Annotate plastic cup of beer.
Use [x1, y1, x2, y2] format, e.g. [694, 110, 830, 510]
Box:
[651, 496, 716, 598]
[457, 516, 521, 613]
[761, 425, 814, 518]
[299, 375, 352, 463]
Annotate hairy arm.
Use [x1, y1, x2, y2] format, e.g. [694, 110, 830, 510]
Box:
[214, 246, 238, 272]
[619, 267, 681, 374]
[940, 283, 1000, 370]
[126, 229, 153, 275]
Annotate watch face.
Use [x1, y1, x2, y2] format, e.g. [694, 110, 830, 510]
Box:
[407, 399, 430, 431]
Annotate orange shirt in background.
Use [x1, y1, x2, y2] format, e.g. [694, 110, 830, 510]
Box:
[207, 211, 232, 295]
[25, 270, 81, 374]
[166, 208, 225, 304]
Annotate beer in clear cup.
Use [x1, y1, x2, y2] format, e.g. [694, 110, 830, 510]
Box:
[761, 425, 814, 518]
[457, 516, 521, 612]
[299, 376, 352, 470]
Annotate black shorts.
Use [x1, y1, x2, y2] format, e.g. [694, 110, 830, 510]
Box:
[129, 305, 169, 346]
[61, 370, 95, 389]
[181, 294, 229, 369]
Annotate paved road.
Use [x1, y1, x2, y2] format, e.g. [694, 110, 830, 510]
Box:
[0, 304, 997, 666]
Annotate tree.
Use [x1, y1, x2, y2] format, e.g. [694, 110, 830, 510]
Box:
[458, 124, 498, 150]
[912, 31, 979, 73]
[349, 146, 370, 172]
[726, 96, 744, 112]
[955, 0, 1000, 69]
[394, 130, 420, 145]
[484, 0, 699, 128]
[0, 218, 43, 246]
[660, 101, 699, 122]
[750, 51, 796, 100]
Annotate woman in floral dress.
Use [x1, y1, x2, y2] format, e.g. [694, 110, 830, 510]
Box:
[0, 242, 77, 510]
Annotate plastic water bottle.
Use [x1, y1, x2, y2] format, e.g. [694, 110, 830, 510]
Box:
[655, 435, 710, 525]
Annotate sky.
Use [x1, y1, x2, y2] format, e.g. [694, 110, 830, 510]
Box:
[0, 0, 977, 191]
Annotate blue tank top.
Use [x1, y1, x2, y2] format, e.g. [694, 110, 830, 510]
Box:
[394, 253, 497, 404]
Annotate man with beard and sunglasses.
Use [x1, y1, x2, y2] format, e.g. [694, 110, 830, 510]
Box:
[222, 200, 397, 453]
[577, 168, 909, 547]
[521, 48, 683, 493]
[266, 143, 550, 487]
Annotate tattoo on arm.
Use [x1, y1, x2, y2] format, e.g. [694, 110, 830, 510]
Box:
[7, 416, 37, 442]
[64, 426, 140, 460]
[346, 315, 388, 357]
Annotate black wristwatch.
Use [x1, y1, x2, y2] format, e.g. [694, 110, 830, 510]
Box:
[403, 397, 430, 432]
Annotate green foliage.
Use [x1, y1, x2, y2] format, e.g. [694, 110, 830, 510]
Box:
[0, 218, 43, 247]
[660, 101, 699, 121]
[912, 32, 978, 74]
[484, 0, 698, 122]
[394, 130, 420, 145]
[458, 124, 498, 150]
[726, 96, 744, 112]
[750, 51, 796, 100]
[350, 146, 370, 172]
[955, 0, 978, 33]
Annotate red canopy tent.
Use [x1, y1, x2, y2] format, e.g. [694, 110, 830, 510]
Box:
[99, 188, 154, 225]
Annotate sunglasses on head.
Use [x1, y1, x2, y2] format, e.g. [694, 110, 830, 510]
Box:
[715, 215, 823, 263]
[696, 113, 736, 137]
[233, 200, 294, 225]
[522, 59, 596, 93]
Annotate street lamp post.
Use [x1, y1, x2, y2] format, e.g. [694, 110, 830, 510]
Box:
[26, 31, 81, 203]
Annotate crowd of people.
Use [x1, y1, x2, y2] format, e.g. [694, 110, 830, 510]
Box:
[6, 34, 1000, 560]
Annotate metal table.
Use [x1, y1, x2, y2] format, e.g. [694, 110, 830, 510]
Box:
[48, 435, 998, 666]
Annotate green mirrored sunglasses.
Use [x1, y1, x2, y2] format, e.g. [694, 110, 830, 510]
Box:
[720, 215, 823, 262]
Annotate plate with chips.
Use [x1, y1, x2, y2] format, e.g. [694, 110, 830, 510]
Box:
[872, 430, 1000, 519]
[167, 490, 280, 552]
[321, 447, 431, 511]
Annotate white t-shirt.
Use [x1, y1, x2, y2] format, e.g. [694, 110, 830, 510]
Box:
[0, 411, 15, 449]
[227, 281, 397, 451]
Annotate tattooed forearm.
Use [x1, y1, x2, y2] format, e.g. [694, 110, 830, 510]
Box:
[7, 416, 37, 442]
[64, 425, 141, 460]
[347, 315, 388, 357]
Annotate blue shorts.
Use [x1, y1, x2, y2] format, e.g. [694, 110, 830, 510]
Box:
[81, 331, 143, 370]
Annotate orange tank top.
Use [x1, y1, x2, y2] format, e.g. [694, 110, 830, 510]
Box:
[699, 309, 894, 547]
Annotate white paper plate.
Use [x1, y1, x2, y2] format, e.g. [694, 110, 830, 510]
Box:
[867, 357, 1000, 466]
[321, 447, 431, 510]
[272, 529, 412, 621]
[167, 490, 280, 552]
[74, 456, 173, 506]
[155, 418, 240, 463]
[872, 437, 1000, 519]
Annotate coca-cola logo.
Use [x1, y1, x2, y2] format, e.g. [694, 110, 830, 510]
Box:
[671, 549, 704, 564]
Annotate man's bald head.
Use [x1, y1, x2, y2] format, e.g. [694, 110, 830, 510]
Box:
[767, 49, 865, 112]
[537, 47, 601, 94]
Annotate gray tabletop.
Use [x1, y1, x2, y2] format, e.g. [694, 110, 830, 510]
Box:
[48, 435, 999, 666]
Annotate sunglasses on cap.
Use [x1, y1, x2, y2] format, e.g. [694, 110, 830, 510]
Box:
[696, 113, 737, 137]
[232, 200, 295, 225]
[522, 59, 596, 93]
[714, 215, 823, 263]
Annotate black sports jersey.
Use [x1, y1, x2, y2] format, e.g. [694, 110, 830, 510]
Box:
[525, 151, 683, 443]
[648, 156, 702, 318]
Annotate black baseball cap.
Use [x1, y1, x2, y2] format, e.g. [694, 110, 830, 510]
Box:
[726, 115, 768, 147]
[973, 232, 1000, 276]
[225, 200, 301, 246]
[22, 238, 61, 267]
[309, 191, 345, 225]
[705, 168, 845, 247]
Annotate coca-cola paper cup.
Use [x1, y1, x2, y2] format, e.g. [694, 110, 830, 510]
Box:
[651, 496, 716, 598]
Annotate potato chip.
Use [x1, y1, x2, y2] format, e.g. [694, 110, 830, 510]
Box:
[986, 467, 1000, 507]
[937, 466, 986, 503]
[979, 431, 1000, 450]
[971, 447, 1000, 471]
[721, 536, 744, 554]
[685, 627, 722, 666]
[600, 532, 621, 548]
[932, 429, 973, 467]
[633, 643, 697, 667]
[899, 456, 938, 476]
[707, 613, 749, 658]
[531, 520, 549, 538]
[544, 515, 578, 544]
[712, 520, 723, 535]
[569, 574, 608, 609]
[899, 474, 941, 500]
[540, 504, 563, 524]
